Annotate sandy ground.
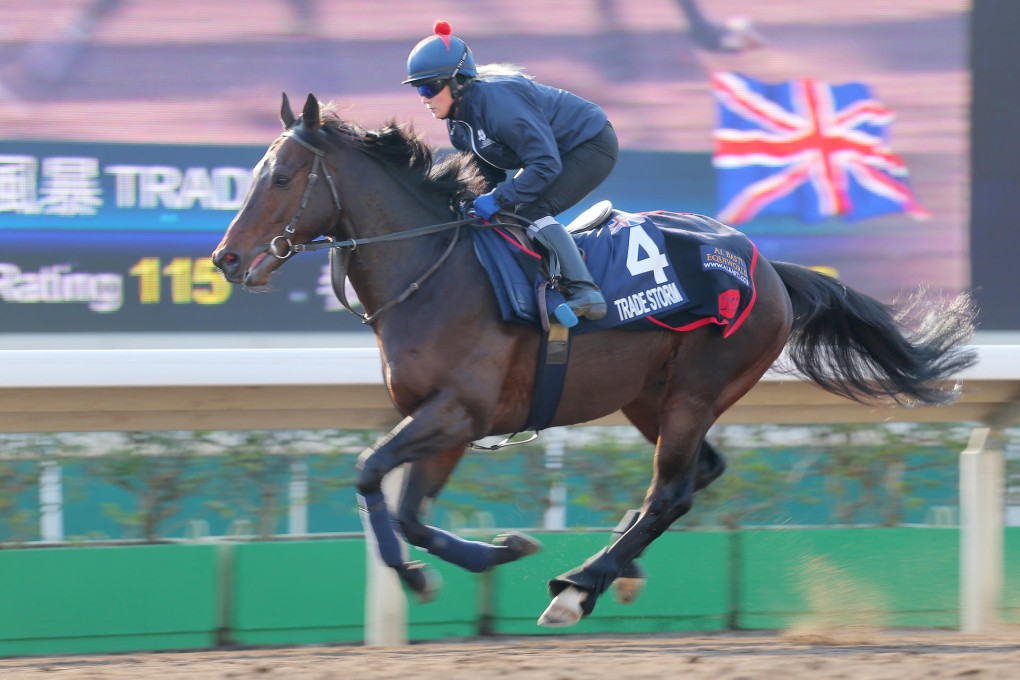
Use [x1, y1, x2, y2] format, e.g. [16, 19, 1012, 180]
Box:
[2, 630, 1019, 679]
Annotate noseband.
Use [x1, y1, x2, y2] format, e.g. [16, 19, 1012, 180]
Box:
[268, 129, 344, 260]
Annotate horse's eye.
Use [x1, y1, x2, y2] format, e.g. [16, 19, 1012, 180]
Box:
[274, 175, 290, 188]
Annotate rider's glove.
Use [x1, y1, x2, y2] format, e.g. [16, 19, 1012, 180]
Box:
[472, 192, 502, 221]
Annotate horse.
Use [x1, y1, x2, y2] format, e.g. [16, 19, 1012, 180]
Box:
[212, 93, 977, 627]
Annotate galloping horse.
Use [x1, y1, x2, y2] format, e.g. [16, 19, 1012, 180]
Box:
[212, 94, 976, 626]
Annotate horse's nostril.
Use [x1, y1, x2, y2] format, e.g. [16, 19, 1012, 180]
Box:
[213, 250, 240, 272]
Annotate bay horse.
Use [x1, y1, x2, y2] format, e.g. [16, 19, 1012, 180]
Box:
[212, 93, 976, 626]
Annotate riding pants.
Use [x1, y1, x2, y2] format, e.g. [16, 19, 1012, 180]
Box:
[513, 122, 619, 223]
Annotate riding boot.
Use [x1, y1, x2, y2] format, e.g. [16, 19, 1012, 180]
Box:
[532, 219, 608, 321]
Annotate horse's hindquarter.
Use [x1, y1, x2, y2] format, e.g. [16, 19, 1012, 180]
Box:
[704, 256, 793, 412]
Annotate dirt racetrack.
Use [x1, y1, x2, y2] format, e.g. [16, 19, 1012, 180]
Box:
[2, 630, 1019, 679]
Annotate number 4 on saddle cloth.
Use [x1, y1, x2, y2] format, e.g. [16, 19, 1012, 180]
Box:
[472, 202, 759, 338]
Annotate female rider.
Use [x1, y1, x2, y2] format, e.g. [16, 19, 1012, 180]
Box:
[404, 20, 619, 322]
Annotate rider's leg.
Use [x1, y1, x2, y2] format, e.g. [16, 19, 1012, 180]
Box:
[515, 123, 618, 322]
[530, 217, 608, 321]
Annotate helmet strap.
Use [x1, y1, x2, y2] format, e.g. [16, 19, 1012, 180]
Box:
[448, 44, 470, 98]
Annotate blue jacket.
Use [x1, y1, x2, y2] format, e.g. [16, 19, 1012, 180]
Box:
[446, 74, 608, 207]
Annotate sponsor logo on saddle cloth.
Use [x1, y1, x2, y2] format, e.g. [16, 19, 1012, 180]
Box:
[700, 244, 750, 287]
[575, 211, 688, 327]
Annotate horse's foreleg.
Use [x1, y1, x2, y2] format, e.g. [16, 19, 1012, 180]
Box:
[355, 395, 481, 597]
[396, 447, 541, 573]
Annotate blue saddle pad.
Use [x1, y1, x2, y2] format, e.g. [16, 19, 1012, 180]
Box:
[471, 210, 758, 337]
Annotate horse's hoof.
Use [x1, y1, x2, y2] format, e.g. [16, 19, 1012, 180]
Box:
[400, 561, 442, 603]
[613, 577, 645, 604]
[494, 531, 542, 562]
[537, 586, 587, 627]
[613, 560, 646, 604]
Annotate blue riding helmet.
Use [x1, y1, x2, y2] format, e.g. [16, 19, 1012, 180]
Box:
[403, 20, 477, 84]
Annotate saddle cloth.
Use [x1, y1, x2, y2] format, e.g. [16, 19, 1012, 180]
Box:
[471, 209, 758, 337]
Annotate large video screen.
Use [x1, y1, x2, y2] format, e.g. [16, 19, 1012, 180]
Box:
[0, 1, 970, 334]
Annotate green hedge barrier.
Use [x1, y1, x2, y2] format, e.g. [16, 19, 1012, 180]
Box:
[1006, 526, 1020, 622]
[738, 527, 960, 629]
[1, 527, 1017, 656]
[228, 538, 479, 645]
[0, 544, 219, 656]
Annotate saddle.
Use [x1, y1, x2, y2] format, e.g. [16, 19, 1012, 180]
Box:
[565, 200, 615, 234]
[483, 200, 613, 279]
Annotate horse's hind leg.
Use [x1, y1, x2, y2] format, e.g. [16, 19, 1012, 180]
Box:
[624, 396, 728, 492]
[538, 255, 790, 625]
[694, 440, 727, 490]
[604, 402, 728, 605]
[394, 446, 541, 580]
[605, 441, 726, 605]
[540, 380, 718, 626]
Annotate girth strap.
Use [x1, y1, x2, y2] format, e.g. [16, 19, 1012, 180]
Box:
[524, 322, 571, 432]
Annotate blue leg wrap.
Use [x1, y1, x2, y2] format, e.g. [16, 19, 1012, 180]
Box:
[423, 526, 500, 573]
[358, 491, 404, 568]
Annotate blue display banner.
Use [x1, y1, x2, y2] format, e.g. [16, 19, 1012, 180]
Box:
[0, 140, 261, 232]
[0, 140, 375, 333]
[0, 229, 371, 333]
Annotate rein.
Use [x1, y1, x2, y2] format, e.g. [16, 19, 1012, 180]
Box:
[289, 216, 477, 254]
[333, 225, 463, 325]
[267, 127, 480, 325]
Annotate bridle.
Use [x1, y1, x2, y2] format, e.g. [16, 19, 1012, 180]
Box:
[265, 127, 478, 324]
[267, 129, 343, 261]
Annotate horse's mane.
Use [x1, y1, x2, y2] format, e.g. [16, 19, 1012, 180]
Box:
[318, 105, 486, 205]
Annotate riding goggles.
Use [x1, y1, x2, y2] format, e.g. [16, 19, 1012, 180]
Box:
[416, 79, 449, 98]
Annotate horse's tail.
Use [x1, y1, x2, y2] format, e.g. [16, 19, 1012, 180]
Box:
[772, 261, 977, 406]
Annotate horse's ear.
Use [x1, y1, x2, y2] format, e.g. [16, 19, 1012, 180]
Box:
[281, 92, 295, 129]
[302, 93, 321, 132]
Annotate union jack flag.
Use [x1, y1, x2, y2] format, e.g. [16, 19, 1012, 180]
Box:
[711, 72, 929, 225]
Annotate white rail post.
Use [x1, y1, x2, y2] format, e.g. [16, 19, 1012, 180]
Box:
[543, 427, 568, 530]
[959, 426, 1004, 633]
[288, 460, 308, 535]
[364, 465, 408, 646]
[39, 460, 64, 542]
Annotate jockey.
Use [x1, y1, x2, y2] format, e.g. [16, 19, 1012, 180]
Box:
[404, 20, 616, 322]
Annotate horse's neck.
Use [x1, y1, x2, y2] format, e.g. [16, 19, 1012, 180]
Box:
[328, 142, 482, 332]
[339, 203, 466, 320]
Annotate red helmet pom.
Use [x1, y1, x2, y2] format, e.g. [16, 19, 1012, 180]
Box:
[433, 20, 452, 36]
